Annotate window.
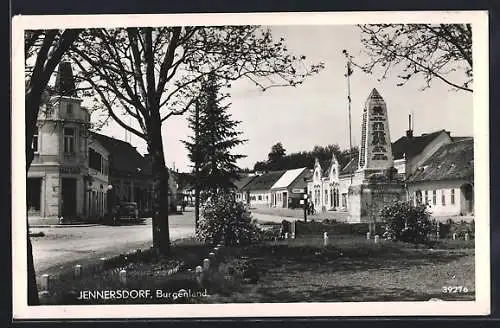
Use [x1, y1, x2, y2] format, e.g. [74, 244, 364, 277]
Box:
[63, 127, 75, 153]
[424, 190, 429, 204]
[89, 148, 102, 172]
[441, 190, 446, 206]
[432, 190, 437, 205]
[258, 195, 262, 201]
[32, 126, 39, 152]
[324, 190, 329, 204]
[451, 189, 455, 204]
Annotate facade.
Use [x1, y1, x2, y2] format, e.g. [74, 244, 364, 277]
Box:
[406, 138, 474, 217]
[238, 171, 286, 208]
[270, 167, 310, 209]
[27, 62, 109, 219]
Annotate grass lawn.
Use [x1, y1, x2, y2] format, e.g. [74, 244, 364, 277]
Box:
[203, 237, 475, 303]
[40, 235, 475, 305]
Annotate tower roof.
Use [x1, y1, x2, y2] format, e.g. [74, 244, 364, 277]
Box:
[54, 61, 77, 97]
[368, 88, 383, 99]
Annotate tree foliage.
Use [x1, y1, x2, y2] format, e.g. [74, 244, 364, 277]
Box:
[380, 201, 433, 243]
[356, 24, 472, 92]
[197, 192, 261, 246]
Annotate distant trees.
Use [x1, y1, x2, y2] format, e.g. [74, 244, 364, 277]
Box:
[253, 143, 358, 172]
[356, 24, 473, 92]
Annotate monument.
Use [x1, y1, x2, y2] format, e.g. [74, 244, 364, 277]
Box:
[347, 89, 405, 228]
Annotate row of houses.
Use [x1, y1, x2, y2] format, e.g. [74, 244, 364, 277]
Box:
[233, 129, 474, 218]
[27, 62, 178, 219]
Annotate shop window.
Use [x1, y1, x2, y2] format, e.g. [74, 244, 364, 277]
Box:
[432, 190, 437, 205]
[451, 189, 455, 205]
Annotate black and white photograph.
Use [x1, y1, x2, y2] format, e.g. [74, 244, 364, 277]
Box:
[12, 11, 490, 319]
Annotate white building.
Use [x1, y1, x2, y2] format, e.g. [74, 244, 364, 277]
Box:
[406, 138, 474, 217]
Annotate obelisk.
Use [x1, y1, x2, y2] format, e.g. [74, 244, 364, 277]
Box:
[358, 88, 394, 176]
[347, 88, 404, 224]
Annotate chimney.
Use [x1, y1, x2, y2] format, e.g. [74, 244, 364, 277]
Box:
[406, 113, 413, 138]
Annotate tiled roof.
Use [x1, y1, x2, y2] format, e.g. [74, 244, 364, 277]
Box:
[392, 130, 448, 160]
[340, 154, 360, 176]
[407, 138, 474, 183]
[240, 170, 286, 191]
[90, 132, 151, 176]
[232, 174, 257, 191]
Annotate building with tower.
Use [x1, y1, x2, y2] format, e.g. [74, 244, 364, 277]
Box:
[27, 62, 177, 221]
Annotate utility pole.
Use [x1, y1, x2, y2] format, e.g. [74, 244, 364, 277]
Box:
[343, 50, 354, 184]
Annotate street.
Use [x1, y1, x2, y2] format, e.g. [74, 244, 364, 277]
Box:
[30, 211, 195, 277]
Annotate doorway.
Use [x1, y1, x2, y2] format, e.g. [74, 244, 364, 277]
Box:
[461, 183, 474, 215]
[62, 178, 77, 218]
[282, 191, 287, 208]
[27, 178, 42, 213]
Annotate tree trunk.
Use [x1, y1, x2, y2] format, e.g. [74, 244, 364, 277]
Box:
[149, 121, 170, 255]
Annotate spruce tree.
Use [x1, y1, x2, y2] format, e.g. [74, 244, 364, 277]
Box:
[182, 73, 247, 221]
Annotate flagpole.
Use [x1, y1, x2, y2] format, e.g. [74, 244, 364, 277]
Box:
[343, 50, 353, 184]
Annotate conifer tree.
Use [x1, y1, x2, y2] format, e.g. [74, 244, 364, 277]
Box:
[183, 73, 247, 203]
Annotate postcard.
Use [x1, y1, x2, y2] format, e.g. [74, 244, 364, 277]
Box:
[12, 10, 490, 319]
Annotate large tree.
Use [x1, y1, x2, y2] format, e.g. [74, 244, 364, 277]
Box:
[24, 29, 82, 305]
[69, 26, 324, 254]
[356, 24, 472, 92]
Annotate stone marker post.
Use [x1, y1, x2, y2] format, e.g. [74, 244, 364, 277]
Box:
[41, 274, 50, 292]
[452, 233, 457, 240]
[209, 252, 215, 261]
[203, 258, 210, 271]
[119, 269, 127, 284]
[323, 232, 329, 247]
[195, 265, 203, 284]
[374, 235, 380, 244]
[366, 232, 371, 240]
[74, 265, 82, 279]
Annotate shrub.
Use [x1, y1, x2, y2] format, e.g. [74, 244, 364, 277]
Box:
[380, 201, 432, 243]
[197, 192, 262, 246]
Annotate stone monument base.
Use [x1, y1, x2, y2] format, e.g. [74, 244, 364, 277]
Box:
[347, 180, 405, 224]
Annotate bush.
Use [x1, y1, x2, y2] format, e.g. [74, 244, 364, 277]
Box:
[380, 201, 432, 243]
[197, 192, 262, 246]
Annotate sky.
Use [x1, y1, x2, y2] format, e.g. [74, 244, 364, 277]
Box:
[95, 25, 473, 173]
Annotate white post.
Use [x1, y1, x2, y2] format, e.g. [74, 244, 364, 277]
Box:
[465, 233, 469, 241]
[291, 232, 295, 239]
[119, 269, 127, 284]
[366, 232, 371, 240]
[323, 232, 329, 247]
[374, 235, 380, 244]
[40, 274, 50, 291]
[195, 265, 203, 284]
[99, 257, 106, 271]
[284, 232, 289, 239]
[452, 233, 457, 240]
[203, 258, 210, 271]
[74, 264, 82, 278]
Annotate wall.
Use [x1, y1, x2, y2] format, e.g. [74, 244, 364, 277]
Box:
[407, 179, 472, 217]
[248, 190, 271, 208]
